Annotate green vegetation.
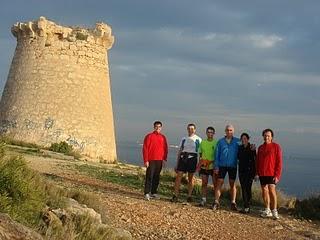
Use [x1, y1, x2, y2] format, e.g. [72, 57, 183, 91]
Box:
[48, 141, 81, 159]
[294, 195, 320, 220]
[74, 164, 145, 190]
[0, 155, 47, 226]
[0, 136, 40, 149]
[0, 146, 129, 239]
[0, 137, 81, 159]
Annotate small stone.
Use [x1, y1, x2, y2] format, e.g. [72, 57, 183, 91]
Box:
[273, 225, 284, 230]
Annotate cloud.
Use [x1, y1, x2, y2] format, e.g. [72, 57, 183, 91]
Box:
[0, 0, 320, 155]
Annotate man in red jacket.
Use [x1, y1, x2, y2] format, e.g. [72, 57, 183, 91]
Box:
[143, 121, 168, 200]
[256, 128, 282, 220]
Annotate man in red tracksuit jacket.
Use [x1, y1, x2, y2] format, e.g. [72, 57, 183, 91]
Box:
[256, 128, 282, 220]
[142, 121, 168, 200]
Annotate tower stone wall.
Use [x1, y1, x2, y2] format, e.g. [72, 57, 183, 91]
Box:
[0, 16, 117, 162]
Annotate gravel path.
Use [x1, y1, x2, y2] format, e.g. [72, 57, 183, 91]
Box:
[22, 153, 320, 240]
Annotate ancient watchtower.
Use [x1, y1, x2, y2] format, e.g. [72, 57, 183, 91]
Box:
[0, 16, 117, 162]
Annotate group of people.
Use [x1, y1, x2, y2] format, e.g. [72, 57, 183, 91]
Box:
[142, 121, 282, 220]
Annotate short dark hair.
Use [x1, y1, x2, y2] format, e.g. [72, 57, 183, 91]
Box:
[206, 126, 215, 133]
[240, 132, 250, 139]
[262, 128, 274, 137]
[187, 123, 196, 129]
[153, 121, 162, 127]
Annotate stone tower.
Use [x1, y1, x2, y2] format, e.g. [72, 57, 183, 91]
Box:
[0, 16, 117, 162]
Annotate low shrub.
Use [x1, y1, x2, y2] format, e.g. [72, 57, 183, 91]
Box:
[294, 194, 320, 220]
[48, 141, 81, 159]
[0, 155, 46, 226]
[49, 141, 74, 155]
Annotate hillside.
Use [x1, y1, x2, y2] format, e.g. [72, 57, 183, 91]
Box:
[3, 145, 320, 240]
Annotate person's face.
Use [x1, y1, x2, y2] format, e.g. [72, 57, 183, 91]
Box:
[241, 135, 249, 145]
[206, 130, 215, 139]
[225, 127, 234, 138]
[187, 125, 196, 136]
[263, 131, 273, 144]
[154, 124, 162, 133]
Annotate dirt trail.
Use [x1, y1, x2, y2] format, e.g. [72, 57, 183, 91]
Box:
[21, 152, 320, 240]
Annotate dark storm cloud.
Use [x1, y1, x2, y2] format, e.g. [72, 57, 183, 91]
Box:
[0, 0, 320, 145]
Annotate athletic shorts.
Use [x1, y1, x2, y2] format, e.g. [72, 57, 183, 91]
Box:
[218, 167, 237, 180]
[199, 168, 214, 176]
[176, 152, 198, 173]
[259, 176, 276, 185]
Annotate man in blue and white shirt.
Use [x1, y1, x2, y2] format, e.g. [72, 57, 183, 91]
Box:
[171, 123, 202, 203]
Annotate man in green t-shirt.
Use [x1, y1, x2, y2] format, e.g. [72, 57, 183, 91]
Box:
[197, 126, 218, 206]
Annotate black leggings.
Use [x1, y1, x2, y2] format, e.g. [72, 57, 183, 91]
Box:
[239, 173, 253, 208]
[144, 160, 163, 195]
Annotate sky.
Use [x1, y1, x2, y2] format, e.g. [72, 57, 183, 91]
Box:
[0, 0, 320, 157]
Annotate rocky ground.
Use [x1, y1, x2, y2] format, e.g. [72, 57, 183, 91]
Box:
[8, 147, 320, 240]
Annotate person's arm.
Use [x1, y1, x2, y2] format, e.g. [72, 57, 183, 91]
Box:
[175, 139, 183, 171]
[142, 134, 149, 167]
[274, 144, 283, 183]
[255, 147, 260, 178]
[251, 149, 257, 179]
[163, 136, 168, 161]
[214, 141, 220, 173]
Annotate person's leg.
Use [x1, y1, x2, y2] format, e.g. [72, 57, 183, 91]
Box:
[151, 161, 163, 194]
[269, 184, 277, 210]
[213, 172, 219, 193]
[174, 171, 184, 196]
[247, 178, 253, 207]
[229, 168, 237, 204]
[261, 184, 270, 209]
[229, 179, 237, 202]
[187, 173, 195, 197]
[144, 162, 152, 195]
[214, 167, 227, 204]
[269, 184, 279, 219]
[239, 174, 248, 208]
[201, 174, 209, 198]
[214, 178, 224, 203]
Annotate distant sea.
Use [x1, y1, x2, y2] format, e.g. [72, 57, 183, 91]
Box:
[116, 141, 320, 199]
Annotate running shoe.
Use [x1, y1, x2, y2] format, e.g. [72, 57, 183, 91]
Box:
[231, 202, 238, 211]
[212, 202, 220, 211]
[150, 194, 160, 200]
[240, 208, 250, 214]
[144, 193, 151, 201]
[272, 209, 280, 220]
[260, 208, 273, 218]
[199, 198, 206, 207]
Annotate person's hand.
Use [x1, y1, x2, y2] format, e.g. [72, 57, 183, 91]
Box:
[250, 144, 256, 151]
[254, 175, 259, 182]
[273, 177, 279, 184]
[144, 161, 149, 168]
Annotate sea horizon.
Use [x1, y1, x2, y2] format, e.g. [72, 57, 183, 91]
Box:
[116, 140, 320, 199]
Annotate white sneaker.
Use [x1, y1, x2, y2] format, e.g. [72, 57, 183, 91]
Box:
[150, 194, 160, 200]
[144, 193, 151, 201]
[272, 209, 280, 220]
[260, 208, 272, 218]
[199, 198, 206, 207]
